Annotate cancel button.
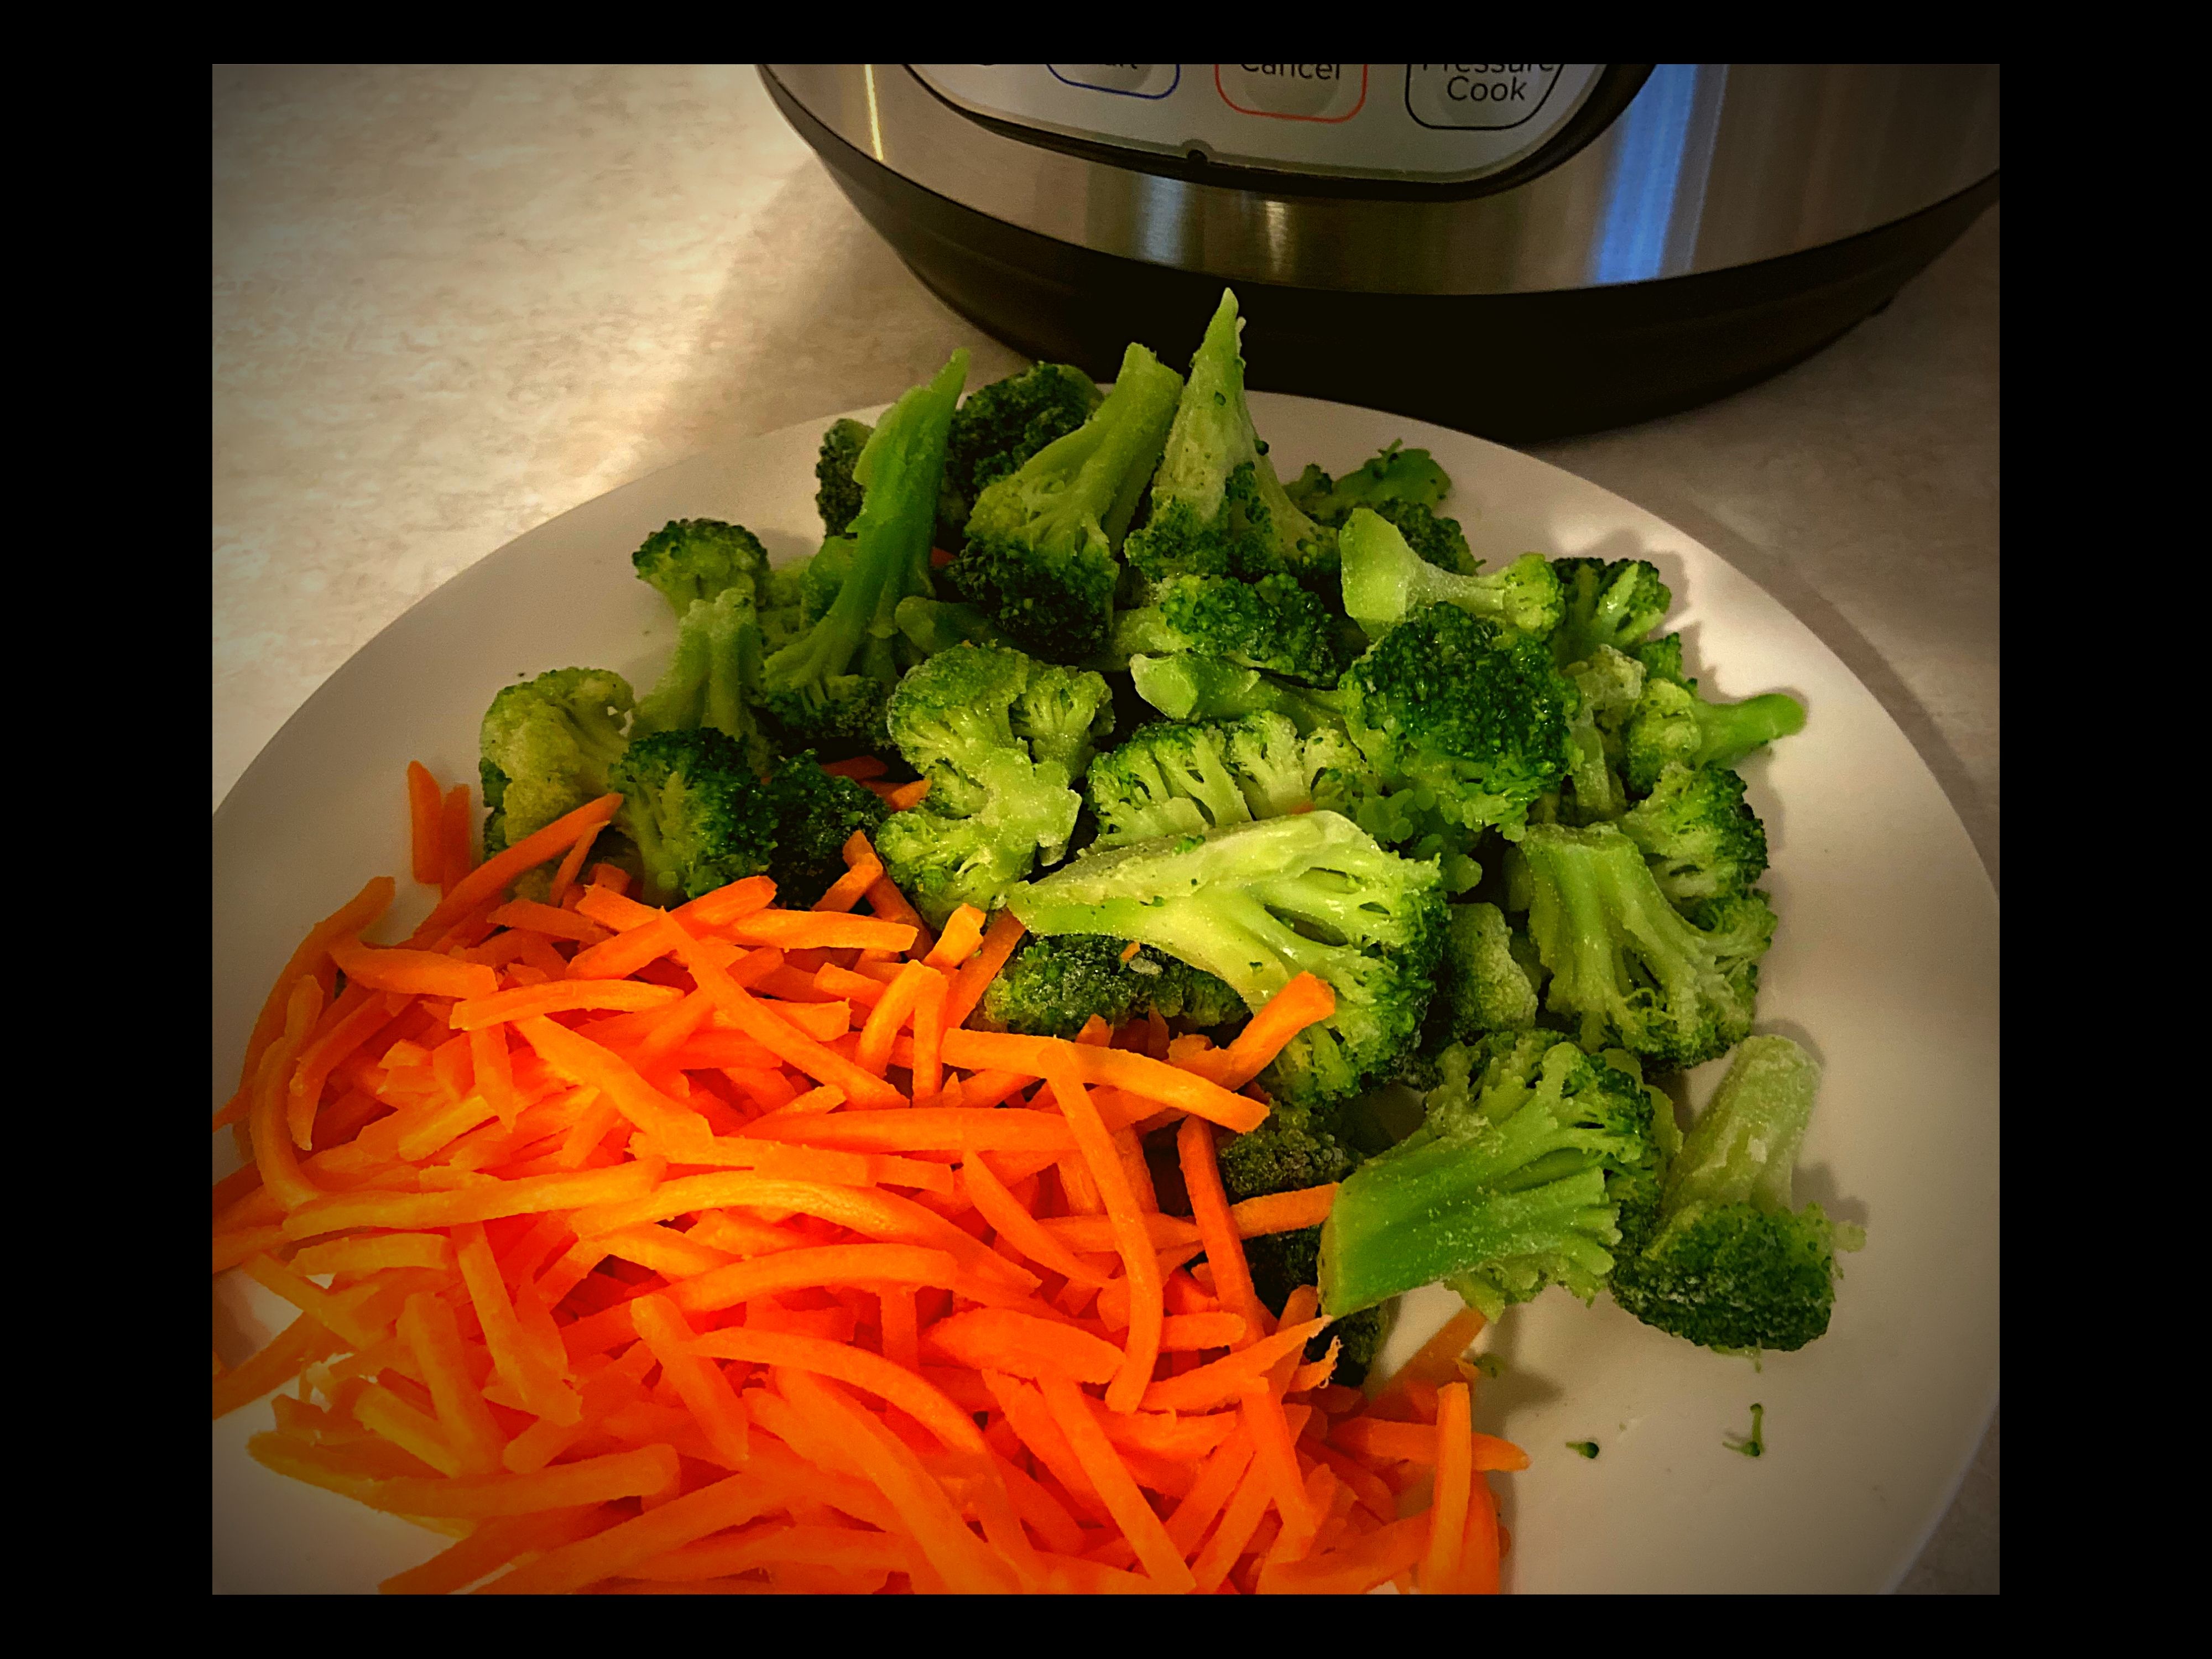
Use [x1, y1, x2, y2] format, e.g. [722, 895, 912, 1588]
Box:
[1215, 64, 1369, 122]
[1406, 64, 1564, 130]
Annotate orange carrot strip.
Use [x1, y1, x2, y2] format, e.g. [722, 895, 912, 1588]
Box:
[290, 1232, 453, 1276]
[592, 1223, 737, 1280]
[980, 1372, 1108, 1520]
[1301, 1438, 1396, 1521]
[1260, 1513, 1430, 1595]
[236, 877, 397, 1097]
[1452, 1475, 1502, 1594]
[811, 962, 889, 1008]
[1193, 972, 1334, 1091]
[418, 1462, 745, 1582]
[1136, 1318, 1330, 1415]
[667, 921, 904, 1108]
[1037, 1375, 1197, 1593]
[923, 905, 987, 969]
[1160, 1312, 1248, 1352]
[884, 779, 931, 810]
[513, 1016, 709, 1151]
[717, 911, 917, 953]
[1242, 1381, 1319, 1558]
[405, 762, 444, 884]
[879, 1284, 920, 1371]
[451, 982, 684, 1030]
[486, 897, 613, 945]
[942, 909, 1025, 1030]
[630, 1294, 750, 1465]
[740, 1107, 1076, 1155]
[855, 959, 934, 1073]
[328, 936, 497, 1001]
[1230, 1183, 1339, 1239]
[1163, 1425, 1257, 1558]
[469, 1023, 518, 1126]
[922, 1308, 1124, 1385]
[352, 1381, 462, 1477]
[812, 833, 884, 915]
[285, 987, 397, 1149]
[212, 1316, 345, 1421]
[667, 1243, 961, 1314]
[1178, 1115, 1270, 1351]
[410, 792, 623, 942]
[1421, 1379, 1475, 1593]
[1042, 1056, 1162, 1414]
[438, 784, 474, 894]
[621, 1522, 910, 1582]
[280, 1157, 662, 1239]
[686, 1328, 985, 1457]
[1039, 1213, 1199, 1253]
[1191, 1455, 1275, 1593]
[763, 997, 851, 1041]
[1288, 1338, 1340, 1393]
[379, 1506, 608, 1596]
[821, 756, 889, 780]
[909, 969, 948, 1103]
[546, 822, 603, 909]
[1379, 1306, 1489, 1397]
[397, 1293, 508, 1475]
[1332, 1419, 1437, 1463]
[249, 976, 326, 1210]
[456, 1223, 581, 1426]
[938, 1031, 1265, 1133]
[958, 1155, 1111, 1287]
[862, 875, 933, 945]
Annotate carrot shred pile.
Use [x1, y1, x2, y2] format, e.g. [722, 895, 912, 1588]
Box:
[210, 761, 1520, 1595]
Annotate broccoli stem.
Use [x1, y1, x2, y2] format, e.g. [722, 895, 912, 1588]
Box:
[1693, 693, 1807, 771]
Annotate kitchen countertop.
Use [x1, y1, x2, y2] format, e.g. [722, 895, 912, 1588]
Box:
[211, 64, 1998, 1592]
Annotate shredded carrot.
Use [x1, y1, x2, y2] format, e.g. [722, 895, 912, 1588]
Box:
[413, 792, 623, 943]
[884, 779, 931, 811]
[924, 904, 987, 969]
[1037, 1376, 1196, 1593]
[1228, 1183, 1339, 1239]
[437, 783, 474, 896]
[819, 757, 888, 780]
[1042, 1057, 1162, 1414]
[406, 763, 444, 884]
[1422, 1379, 1474, 1593]
[813, 833, 885, 914]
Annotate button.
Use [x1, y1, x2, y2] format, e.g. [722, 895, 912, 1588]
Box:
[1405, 65, 1565, 131]
[1214, 64, 1368, 122]
[1047, 65, 1181, 99]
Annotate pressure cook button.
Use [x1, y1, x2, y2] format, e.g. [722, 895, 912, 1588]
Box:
[1405, 64, 1565, 131]
[1214, 64, 1369, 122]
[1047, 65, 1181, 99]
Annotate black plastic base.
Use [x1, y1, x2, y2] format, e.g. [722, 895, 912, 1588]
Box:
[768, 74, 1997, 442]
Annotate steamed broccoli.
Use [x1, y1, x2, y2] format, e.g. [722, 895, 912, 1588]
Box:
[948, 343, 1183, 663]
[1517, 822, 1776, 1068]
[478, 667, 635, 858]
[815, 419, 872, 537]
[1618, 763, 1771, 905]
[1558, 645, 1647, 825]
[759, 753, 891, 907]
[874, 644, 1104, 925]
[1428, 901, 1540, 1048]
[1631, 632, 1689, 691]
[979, 933, 1245, 1039]
[1085, 712, 1340, 848]
[799, 538, 854, 624]
[1122, 289, 1333, 588]
[759, 353, 967, 754]
[632, 586, 774, 775]
[1339, 509, 1564, 639]
[610, 727, 779, 902]
[1110, 572, 1350, 685]
[1126, 654, 1347, 733]
[1609, 1035, 1861, 1354]
[894, 596, 1009, 658]
[631, 518, 773, 617]
[1318, 1032, 1665, 1320]
[1623, 677, 1807, 792]
[1004, 810, 1446, 1113]
[1550, 557, 1673, 668]
[940, 362, 1104, 550]
[1243, 1225, 1390, 1387]
[1285, 441, 1452, 524]
[1342, 602, 1576, 843]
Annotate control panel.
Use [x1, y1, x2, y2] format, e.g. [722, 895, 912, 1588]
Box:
[912, 64, 1605, 184]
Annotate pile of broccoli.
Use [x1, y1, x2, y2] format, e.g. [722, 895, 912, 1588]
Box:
[471, 290, 1852, 1366]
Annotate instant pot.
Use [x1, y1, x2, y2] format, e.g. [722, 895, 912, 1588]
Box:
[762, 64, 1999, 439]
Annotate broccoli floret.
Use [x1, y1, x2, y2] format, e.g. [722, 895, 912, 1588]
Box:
[894, 596, 1009, 658]
[874, 644, 1095, 925]
[1127, 654, 1347, 734]
[1550, 557, 1673, 667]
[632, 586, 774, 775]
[1373, 499, 1478, 577]
[1008, 660, 1117, 781]
[1631, 632, 1690, 690]
[979, 933, 1244, 1039]
[1339, 509, 1564, 639]
[815, 419, 872, 538]
[1618, 763, 1771, 905]
[609, 727, 779, 902]
[758, 752, 891, 908]
[1609, 1035, 1860, 1354]
[1112, 572, 1350, 685]
[1123, 290, 1333, 588]
[948, 343, 1183, 664]
[478, 667, 635, 859]
[1342, 602, 1576, 843]
[1517, 822, 1776, 1068]
[797, 539, 854, 625]
[1623, 677, 1807, 792]
[630, 518, 772, 617]
[1285, 441, 1452, 523]
[1558, 645, 1647, 825]
[1242, 1224, 1389, 1387]
[1005, 810, 1446, 1113]
[940, 362, 1104, 550]
[760, 354, 967, 754]
[1428, 901, 1539, 1047]
[1085, 713, 1339, 848]
[1318, 1032, 1665, 1320]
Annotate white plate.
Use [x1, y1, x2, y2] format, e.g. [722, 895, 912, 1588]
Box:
[212, 394, 1999, 1594]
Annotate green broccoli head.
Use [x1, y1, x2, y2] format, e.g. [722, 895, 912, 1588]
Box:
[1008, 661, 1116, 781]
[479, 667, 636, 858]
[1342, 601, 1576, 843]
[893, 596, 1009, 659]
[1517, 822, 1776, 1068]
[939, 362, 1104, 549]
[1318, 1032, 1664, 1320]
[1005, 810, 1446, 1114]
[632, 586, 775, 776]
[1284, 440, 1452, 526]
[979, 933, 1245, 1039]
[1085, 712, 1340, 849]
[1428, 901, 1540, 1049]
[762, 354, 967, 755]
[1123, 290, 1333, 587]
[1631, 632, 1691, 691]
[1126, 654, 1348, 734]
[1558, 645, 1648, 826]
[1372, 499, 1477, 577]
[630, 519, 773, 618]
[1623, 677, 1807, 792]
[1113, 572, 1351, 686]
[1609, 1036, 1858, 1353]
[758, 752, 891, 908]
[610, 727, 780, 902]
[949, 343, 1183, 664]
[1618, 763, 1771, 906]
[1550, 557, 1673, 667]
[1339, 509, 1564, 639]
[815, 419, 872, 538]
